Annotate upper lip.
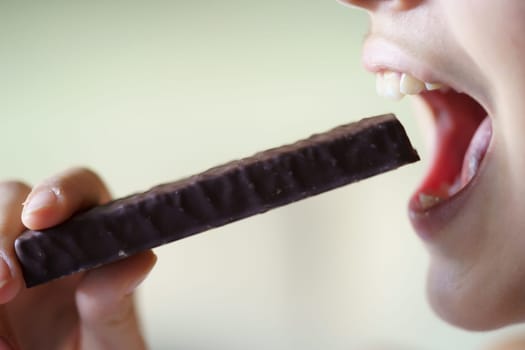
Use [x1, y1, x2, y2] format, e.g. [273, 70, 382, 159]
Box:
[362, 35, 455, 88]
[362, 34, 493, 117]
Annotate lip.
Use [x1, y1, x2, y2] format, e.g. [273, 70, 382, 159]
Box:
[362, 36, 465, 94]
[408, 127, 492, 241]
[362, 35, 495, 241]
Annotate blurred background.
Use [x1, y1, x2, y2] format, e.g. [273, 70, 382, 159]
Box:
[1, 1, 522, 349]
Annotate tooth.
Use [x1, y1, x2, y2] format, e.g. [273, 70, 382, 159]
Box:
[460, 117, 491, 186]
[376, 73, 386, 97]
[461, 155, 478, 185]
[418, 193, 443, 209]
[383, 71, 404, 100]
[424, 82, 444, 91]
[447, 179, 462, 197]
[400, 73, 425, 95]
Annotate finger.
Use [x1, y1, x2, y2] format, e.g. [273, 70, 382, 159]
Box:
[76, 251, 156, 350]
[0, 181, 30, 350]
[21, 167, 111, 230]
[0, 181, 31, 304]
[485, 336, 525, 350]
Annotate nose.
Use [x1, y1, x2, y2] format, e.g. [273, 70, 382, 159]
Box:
[338, 0, 422, 11]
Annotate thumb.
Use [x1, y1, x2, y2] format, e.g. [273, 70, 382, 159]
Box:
[75, 251, 156, 350]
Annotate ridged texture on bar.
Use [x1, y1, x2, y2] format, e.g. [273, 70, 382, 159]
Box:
[15, 114, 419, 287]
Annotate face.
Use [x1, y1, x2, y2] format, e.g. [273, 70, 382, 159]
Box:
[340, 0, 525, 330]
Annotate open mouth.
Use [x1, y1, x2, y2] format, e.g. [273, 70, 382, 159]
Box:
[376, 71, 492, 213]
[412, 90, 491, 211]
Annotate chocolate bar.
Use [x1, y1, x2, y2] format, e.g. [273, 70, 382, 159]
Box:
[15, 114, 419, 287]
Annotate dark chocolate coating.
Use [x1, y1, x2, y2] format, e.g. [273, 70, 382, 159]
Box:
[15, 114, 419, 287]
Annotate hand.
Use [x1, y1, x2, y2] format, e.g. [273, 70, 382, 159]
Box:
[0, 167, 156, 349]
[484, 335, 525, 350]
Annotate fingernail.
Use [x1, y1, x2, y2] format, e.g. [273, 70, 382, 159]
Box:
[0, 258, 12, 289]
[23, 188, 58, 215]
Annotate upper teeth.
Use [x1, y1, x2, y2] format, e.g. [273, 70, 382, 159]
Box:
[376, 71, 446, 100]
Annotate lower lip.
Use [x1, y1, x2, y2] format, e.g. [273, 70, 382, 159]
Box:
[407, 117, 493, 241]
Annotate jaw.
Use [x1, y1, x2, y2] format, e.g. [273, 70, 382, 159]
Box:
[425, 214, 525, 332]
[420, 120, 525, 331]
[422, 156, 505, 331]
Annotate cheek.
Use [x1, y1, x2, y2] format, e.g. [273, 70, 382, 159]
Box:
[443, 0, 525, 89]
[430, 0, 525, 332]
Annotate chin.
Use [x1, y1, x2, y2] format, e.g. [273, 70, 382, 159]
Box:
[425, 259, 525, 331]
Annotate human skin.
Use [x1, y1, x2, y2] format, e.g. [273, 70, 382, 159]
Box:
[3, 0, 525, 346]
[0, 168, 156, 349]
[339, 0, 525, 331]
[483, 335, 525, 350]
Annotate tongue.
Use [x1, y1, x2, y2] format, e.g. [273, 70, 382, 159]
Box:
[460, 116, 492, 186]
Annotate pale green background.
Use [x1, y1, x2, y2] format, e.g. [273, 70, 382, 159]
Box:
[0, 1, 520, 349]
